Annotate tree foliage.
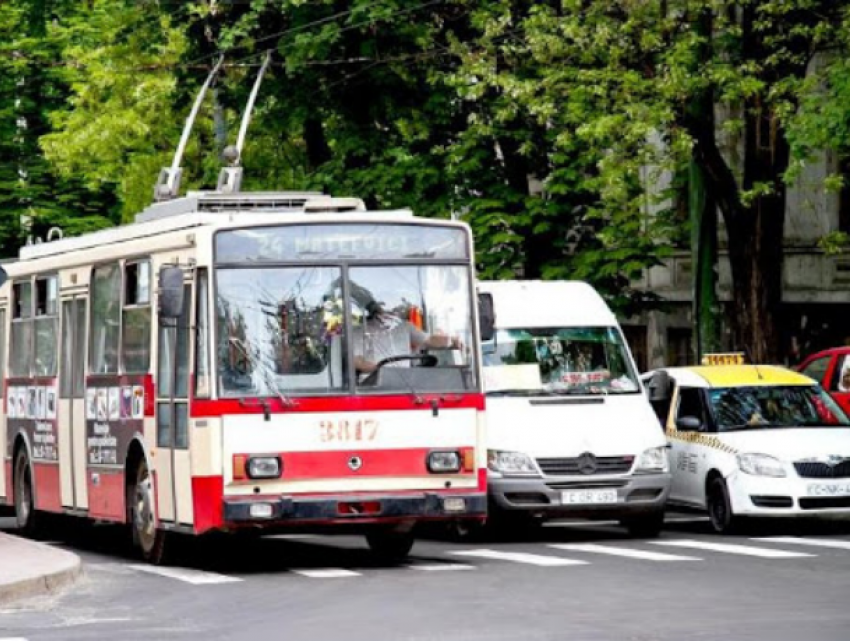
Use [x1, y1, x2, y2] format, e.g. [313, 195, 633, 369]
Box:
[6, 0, 850, 360]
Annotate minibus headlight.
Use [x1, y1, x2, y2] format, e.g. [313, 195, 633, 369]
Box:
[428, 451, 462, 473]
[636, 447, 669, 474]
[737, 453, 786, 478]
[488, 450, 538, 476]
[247, 456, 282, 479]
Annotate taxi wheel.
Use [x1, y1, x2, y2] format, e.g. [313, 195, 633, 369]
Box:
[707, 477, 740, 534]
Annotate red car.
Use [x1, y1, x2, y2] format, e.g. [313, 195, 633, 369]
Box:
[798, 347, 850, 415]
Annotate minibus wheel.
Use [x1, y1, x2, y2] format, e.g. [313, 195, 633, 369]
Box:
[130, 459, 171, 564]
[14, 449, 38, 535]
[620, 510, 665, 538]
[365, 527, 415, 561]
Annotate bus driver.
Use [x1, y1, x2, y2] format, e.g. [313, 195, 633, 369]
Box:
[352, 298, 462, 375]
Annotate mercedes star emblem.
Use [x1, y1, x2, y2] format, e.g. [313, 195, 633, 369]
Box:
[577, 452, 598, 475]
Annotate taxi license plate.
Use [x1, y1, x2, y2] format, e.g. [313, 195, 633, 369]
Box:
[561, 490, 618, 505]
[807, 483, 850, 497]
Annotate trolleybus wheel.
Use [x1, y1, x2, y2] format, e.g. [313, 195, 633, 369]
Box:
[130, 459, 170, 564]
[14, 449, 38, 535]
[707, 476, 740, 535]
[620, 510, 665, 538]
[365, 527, 415, 562]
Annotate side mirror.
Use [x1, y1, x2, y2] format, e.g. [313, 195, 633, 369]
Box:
[478, 292, 495, 342]
[676, 415, 702, 432]
[158, 265, 184, 321]
[0, 266, 7, 289]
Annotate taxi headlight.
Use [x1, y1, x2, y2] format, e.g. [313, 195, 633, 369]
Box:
[487, 450, 538, 476]
[737, 453, 786, 478]
[636, 446, 669, 474]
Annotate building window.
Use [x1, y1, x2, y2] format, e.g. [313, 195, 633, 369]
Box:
[667, 328, 693, 367]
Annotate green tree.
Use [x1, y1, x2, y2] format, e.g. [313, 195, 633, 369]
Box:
[0, 0, 118, 259]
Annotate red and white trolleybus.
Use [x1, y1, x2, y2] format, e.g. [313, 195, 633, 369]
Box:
[0, 191, 487, 562]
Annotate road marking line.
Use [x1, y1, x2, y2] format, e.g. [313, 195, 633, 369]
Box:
[450, 549, 588, 566]
[549, 543, 701, 561]
[652, 539, 815, 558]
[753, 536, 850, 550]
[128, 565, 243, 585]
[408, 563, 476, 572]
[293, 568, 361, 578]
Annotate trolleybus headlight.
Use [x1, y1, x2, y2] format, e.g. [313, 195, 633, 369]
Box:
[737, 453, 786, 478]
[487, 450, 538, 476]
[247, 456, 282, 479]
[427, 451, 461, 473]
[636, 446, 669, 474]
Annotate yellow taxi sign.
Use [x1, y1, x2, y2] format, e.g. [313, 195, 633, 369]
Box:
[701, 352, 746, 366]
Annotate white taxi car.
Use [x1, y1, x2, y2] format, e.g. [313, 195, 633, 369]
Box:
[643, 357, 850, 533]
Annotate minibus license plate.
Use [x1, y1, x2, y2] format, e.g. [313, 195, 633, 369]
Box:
[807, 483, 850, 497]
[561, 490, 617, 505]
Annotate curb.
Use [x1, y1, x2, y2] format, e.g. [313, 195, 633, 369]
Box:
[0, 533, 83, 605]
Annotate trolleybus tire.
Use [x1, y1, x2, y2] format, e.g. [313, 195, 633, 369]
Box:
[620, 510, 665, 538]
[14, 449, 38, 535]
[707, 476, 741, 535]
[365, 528, 415, 561]
[130, 459, 171, 565]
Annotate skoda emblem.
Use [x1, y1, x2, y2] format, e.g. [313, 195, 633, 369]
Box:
[577, 452, 597, 475]
[348, 456, 363, 472]
[826, 455, 846, 467]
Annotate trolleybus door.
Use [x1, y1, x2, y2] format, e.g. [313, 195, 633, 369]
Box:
[155, 283, 193, 525]
[0, 307, 6, 503]
[58, 296, 87, 509]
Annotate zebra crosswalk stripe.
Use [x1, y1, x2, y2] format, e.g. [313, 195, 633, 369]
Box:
[408, 563, 476, 572]
[652, 539, 815, 558]
[752, 536, 850, 550]
[549, 543, 701, 561]
[292, 568, 361, 578]
[128, 565, 244, 585]
[450, 549, 588, 567]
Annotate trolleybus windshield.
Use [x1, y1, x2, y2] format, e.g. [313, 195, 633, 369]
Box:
[214, 224, 477, 396]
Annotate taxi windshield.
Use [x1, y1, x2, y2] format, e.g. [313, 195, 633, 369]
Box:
[708, 385, 850, 431]
[481, 327, 640, 396]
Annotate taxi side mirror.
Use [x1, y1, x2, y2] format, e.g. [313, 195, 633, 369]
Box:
[676, 416, 702, 432]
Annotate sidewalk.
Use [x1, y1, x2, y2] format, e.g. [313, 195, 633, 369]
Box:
[0, 531, 82, 604]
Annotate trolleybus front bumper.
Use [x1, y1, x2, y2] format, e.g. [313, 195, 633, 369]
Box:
[223, 491, 487, 526]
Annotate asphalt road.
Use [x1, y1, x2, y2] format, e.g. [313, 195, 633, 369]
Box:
[3, 513, 850, 641]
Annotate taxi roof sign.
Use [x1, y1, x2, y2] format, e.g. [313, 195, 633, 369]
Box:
[701, 352, 746, 366]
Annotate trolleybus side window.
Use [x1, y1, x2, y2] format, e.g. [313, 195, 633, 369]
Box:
[34, 275, 58, 377]
[10, 281, 33, 377]
[122, 260, 152, 373]
[90, 263, 121, 374]
[195, 268, 211, 398]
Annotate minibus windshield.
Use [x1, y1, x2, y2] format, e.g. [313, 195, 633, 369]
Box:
[482, 327, 639, 396]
